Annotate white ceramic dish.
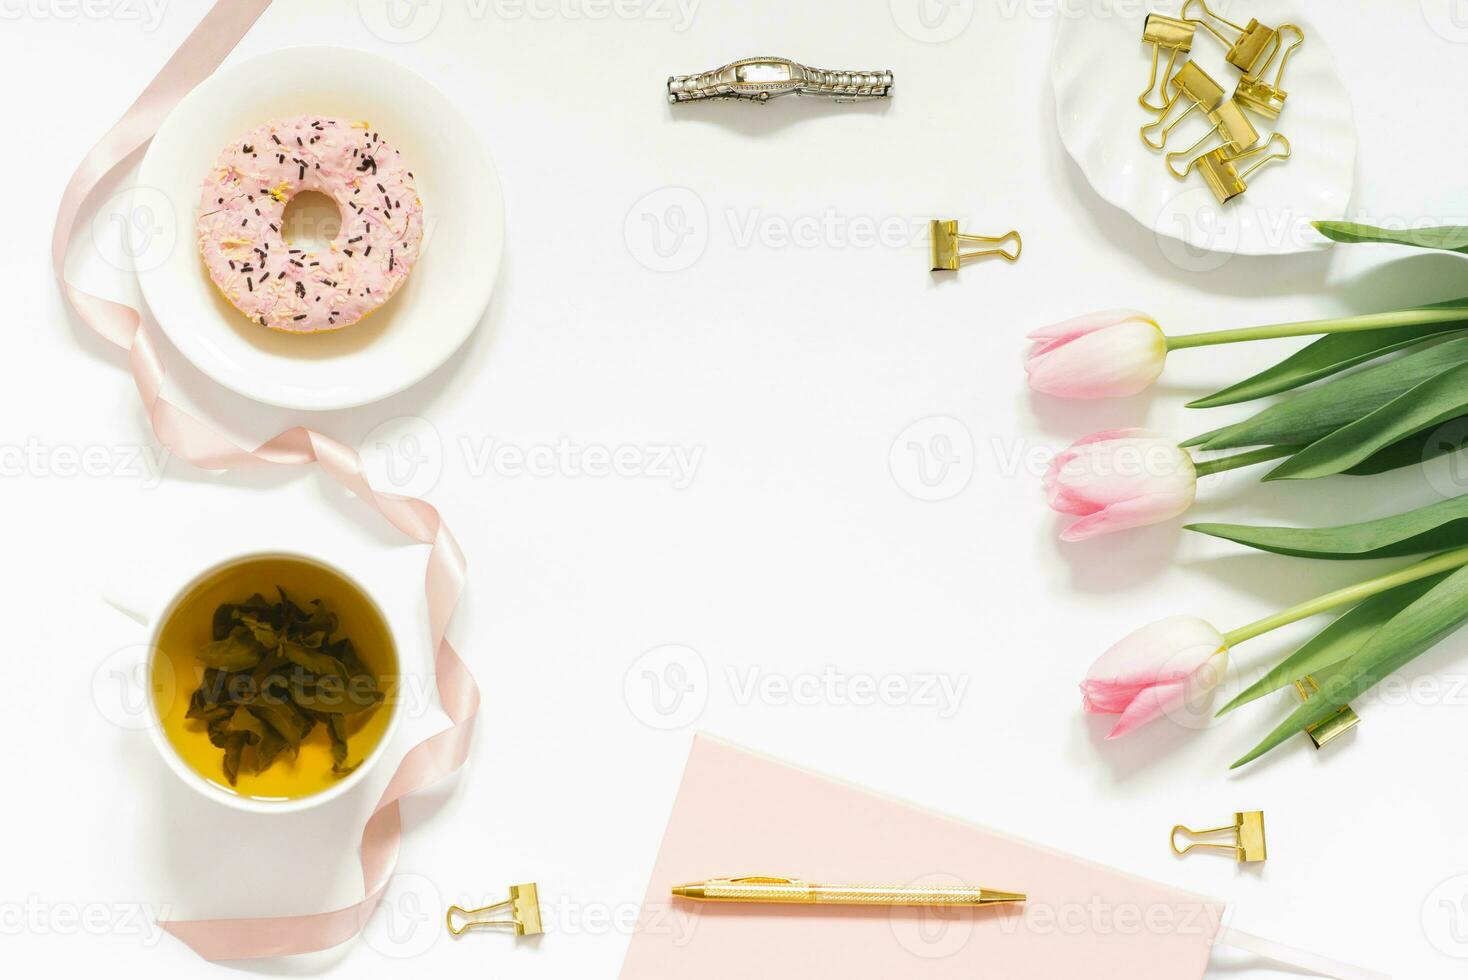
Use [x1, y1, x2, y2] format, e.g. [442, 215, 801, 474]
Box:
[1051, 3, 1356, 256]
[138, 550, 403, 816]
[137, 47, 503, 411]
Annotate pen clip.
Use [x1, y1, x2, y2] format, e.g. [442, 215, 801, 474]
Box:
[726, 876, 800, 886]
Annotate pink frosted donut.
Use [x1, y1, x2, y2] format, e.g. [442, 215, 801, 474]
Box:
[196, 116, 424, 333]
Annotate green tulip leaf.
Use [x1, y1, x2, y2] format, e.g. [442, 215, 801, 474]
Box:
[1187, 495, 1468, 560]
[1193, 336, 1468, 451]
[1232, 560, 1468, 768]
[1314, 221, 1468, 254]
[1188, 323, 1468, 410]
[1344, 413, 1468, 475]
[1265, 361, 1468, 480]
[1217, 574, 1447, 717]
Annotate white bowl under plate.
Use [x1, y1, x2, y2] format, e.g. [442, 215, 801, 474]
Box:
[1051, 3, 1356, 257]
[137, 46, 503, 411]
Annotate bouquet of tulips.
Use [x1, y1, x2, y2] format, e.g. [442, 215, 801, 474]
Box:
[1032, 222, 1468, 767]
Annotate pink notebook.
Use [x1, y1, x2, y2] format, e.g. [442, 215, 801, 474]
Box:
[620, 736, 1227, 979]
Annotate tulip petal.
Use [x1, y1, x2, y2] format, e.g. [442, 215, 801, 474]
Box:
[1106, 680, 1190, 738]
[1026, 319, 1167, 400]
[1086, 616, 1226, 691]
[1027, 308, 1151, 344]
[1059, 489, 1195, 541]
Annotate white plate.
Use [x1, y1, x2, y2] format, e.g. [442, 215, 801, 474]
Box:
[137, 47, 503, 411]
[1051, 3, 1356, 257]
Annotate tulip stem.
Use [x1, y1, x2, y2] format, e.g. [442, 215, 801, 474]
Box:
[1164, 303, 1468, 352]
[1191, 446, 1294, 477]
[1221, 546, 1468, 647]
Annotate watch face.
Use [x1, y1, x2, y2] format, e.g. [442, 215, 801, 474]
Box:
[735, 62, 792, 84]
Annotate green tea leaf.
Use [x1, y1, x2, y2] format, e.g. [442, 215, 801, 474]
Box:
[1266, 361, 1468, 480]
[1314, 221, 1468, 254]
[225, 705, 268, 744]
[198, 632, 265, 671]
[255, 730, 289, 772]
[1195, 336, 1468, 451]
[280, 640, 347, 677]
[222, 734, 247, 785]
[1217, 575, 1446, 715]
[1188, 495, 1468, 559]
[326, 714, 349, 769]
[249, 699, 312, 750]
[1232, 561, 1468, 768]
[293, 673, 382, 714]
[1189, 324, 1468, 410]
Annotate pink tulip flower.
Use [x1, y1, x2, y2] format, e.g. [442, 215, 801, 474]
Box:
[1082, 616, 1229, 738]
[1026, 309, 1167, 399]
[1044, 429, 1196, 541]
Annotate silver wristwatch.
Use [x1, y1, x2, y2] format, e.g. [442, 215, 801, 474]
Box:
[667, 57, 894, 104]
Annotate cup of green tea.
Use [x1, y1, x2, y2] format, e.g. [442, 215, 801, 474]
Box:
[141, 551, 402, 814]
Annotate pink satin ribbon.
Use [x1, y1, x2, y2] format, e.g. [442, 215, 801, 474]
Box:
[53, 1, 480, 960]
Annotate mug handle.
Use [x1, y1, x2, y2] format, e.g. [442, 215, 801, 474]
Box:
[100, 562, 171, 628]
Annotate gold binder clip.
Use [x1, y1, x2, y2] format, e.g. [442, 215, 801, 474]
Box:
[928, 219, 1022, 272]
[1192, 132, 1290, 204]
[1171, 811, 1267, 864]
[1140, 60, 1225, 151]
[1294, 675, 1360, 749]
[1234, 23, 1304, 119]
[446, 883, 544, 938]
[1182, 0, 1278, 74]
[1165, 98, 1259, 178]
[1139, 14, 1196, 112]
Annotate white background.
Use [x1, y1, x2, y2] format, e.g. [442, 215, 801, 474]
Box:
[7, 1, 1468, 977]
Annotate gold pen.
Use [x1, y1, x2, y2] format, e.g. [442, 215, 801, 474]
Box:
[670, 876, 1025, 907]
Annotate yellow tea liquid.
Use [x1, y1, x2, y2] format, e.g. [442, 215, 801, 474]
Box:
[152, 555, 397, 801]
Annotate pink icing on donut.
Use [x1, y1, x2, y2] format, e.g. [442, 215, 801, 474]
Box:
[196, 116, 424, 333]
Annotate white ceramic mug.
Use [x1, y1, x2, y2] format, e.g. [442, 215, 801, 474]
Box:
[112, 549, 403, 815]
